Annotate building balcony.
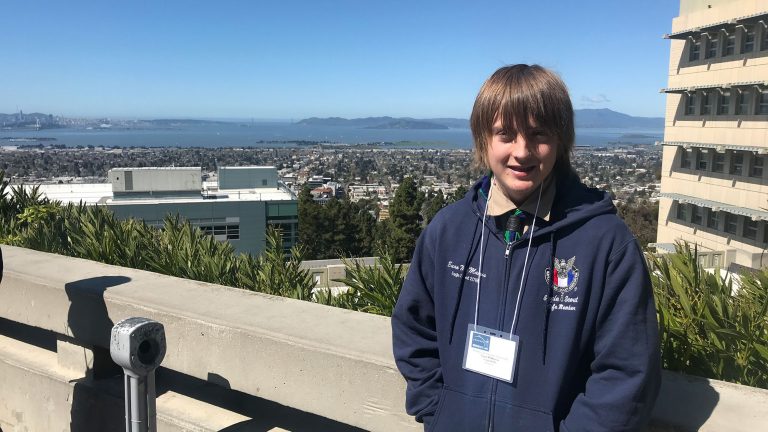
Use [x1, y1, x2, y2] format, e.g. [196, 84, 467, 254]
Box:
[0, 245, 767, 431]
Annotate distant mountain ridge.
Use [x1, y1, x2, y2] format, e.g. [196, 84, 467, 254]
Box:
[296, 116, 466, 129]
[574, 109, 663, 128]
[297, 109, 663, 129]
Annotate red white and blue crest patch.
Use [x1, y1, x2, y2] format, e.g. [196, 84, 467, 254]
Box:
[545, 256, 579, 294]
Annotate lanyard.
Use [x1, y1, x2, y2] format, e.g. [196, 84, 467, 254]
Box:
[473, 180, 543, 337]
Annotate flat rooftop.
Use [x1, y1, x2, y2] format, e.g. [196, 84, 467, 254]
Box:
[27, 181, 295, 205]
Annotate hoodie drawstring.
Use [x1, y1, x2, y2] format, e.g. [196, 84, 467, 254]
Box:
[543, 231, 556, 364]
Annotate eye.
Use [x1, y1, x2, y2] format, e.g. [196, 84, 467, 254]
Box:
[495, 130, 514, 142]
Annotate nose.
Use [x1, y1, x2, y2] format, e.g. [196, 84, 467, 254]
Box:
[510, 134, 531, 161]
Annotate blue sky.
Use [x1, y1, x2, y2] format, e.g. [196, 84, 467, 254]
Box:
[0, 1, 679, 119]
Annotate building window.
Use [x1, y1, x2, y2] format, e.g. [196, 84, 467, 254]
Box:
[706, 209, 719, 230]
[698, 253, 710, 268]
[706, 34, 719, 58]
[724, 33, 736, 56]
[713, 152, 725, 173]
[737, 90, 751, 115]
[724, 213, 738, 234]
[717, 91, 730, 115]
[712, 253, 723, 268]
[742, 26, 756, 53]
[730, 152, 744, 176]
[764, 222, 768, 244]
[743, 218, 758, 240]
[692, 205, 704, 225]
[758, 90, 768, 114]
[689, 37, 701, 61]
[685, 93, 697, 115]
[697, 149, 709, 171]
[200, 224, 240, 240]
[676, 203, 688, 222]
[762, 26, 768, 51]
[701, 91, 714, 115]
[262, 179, 268, 186]
[751, 155, 764, 178]
[681, 149, 692, 169]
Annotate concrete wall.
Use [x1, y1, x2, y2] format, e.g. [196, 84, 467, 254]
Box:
[109, 167, 202, 193]
[219, 166, 279, 190]
[1, 245, 767, 431]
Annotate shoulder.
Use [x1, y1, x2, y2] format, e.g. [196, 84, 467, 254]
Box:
[426, 187, 478, 233]
[555, 176, 637, 255]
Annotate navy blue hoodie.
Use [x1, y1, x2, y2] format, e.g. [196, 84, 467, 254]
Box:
[392, 173, 661, 432]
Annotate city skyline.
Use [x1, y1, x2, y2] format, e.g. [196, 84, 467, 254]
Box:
[1, 1, 678, 119]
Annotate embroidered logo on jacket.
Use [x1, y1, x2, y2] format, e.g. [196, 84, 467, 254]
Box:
[545, 256, 579, 294]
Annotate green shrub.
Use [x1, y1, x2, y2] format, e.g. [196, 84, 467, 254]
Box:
[649, 243, 768, 388]
[334, 249, 406, 316]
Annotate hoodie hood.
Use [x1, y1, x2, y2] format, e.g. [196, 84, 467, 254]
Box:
[469, 170, 616, 239]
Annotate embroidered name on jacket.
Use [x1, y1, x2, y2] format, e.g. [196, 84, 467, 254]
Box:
[446, 260, 486, 283]
[545, 257, 580, 312]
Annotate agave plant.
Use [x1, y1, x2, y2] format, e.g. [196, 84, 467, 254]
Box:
[648, 242, 768, 388]
[65, 205, 154, 269]
[145, 215, 240, 286]
[334, 248, 406, 316]
[238, 228, 314, 300]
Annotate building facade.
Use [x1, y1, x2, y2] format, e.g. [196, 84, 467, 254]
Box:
[656, 0, 768, 269]
[35, 166, 298, 256]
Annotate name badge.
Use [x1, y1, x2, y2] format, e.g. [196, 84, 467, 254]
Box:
[462, 324, 520, 383]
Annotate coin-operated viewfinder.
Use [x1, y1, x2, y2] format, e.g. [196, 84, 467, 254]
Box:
[110, 317, 166, 432]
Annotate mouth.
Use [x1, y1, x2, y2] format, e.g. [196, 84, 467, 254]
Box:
[508, 165, 535, 174]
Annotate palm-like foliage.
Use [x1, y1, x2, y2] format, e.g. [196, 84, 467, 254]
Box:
[238, 228, 315, 300]
[335, 249, 406, 316]
[146, 215, 240, 286]
[649, 243, 768, 388]
[65, 205, 154, 268]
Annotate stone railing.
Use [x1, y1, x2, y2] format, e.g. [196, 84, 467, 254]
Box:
[0, 245, 766, 431]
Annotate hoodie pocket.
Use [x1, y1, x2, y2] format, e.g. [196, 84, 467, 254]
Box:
[493, 401, 555, 432]
[428, 387, 489, 432]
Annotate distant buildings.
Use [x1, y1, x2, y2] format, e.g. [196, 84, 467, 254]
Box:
[33, 166, 297, 255]
[655, 0, 768, 269]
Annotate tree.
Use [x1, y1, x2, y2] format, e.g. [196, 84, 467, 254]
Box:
[320, 198, 359, 258]
[385, 176, 423, 262]
[424, 190, 445, 225]
[298, 185, 323, 259]
[447, 184, 468, 204]
[616, 200, 659, 249]
[352, 201, 377, 256]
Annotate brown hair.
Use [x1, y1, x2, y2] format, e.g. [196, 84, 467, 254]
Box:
[470, 64, 574, 175]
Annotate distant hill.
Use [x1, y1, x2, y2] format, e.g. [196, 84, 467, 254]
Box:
[574, 109, 663, 129]
[364, 119, 448, 130]
[140, 118, 232, 126]
[297, 110, 662, 130]
[296, 116, 465, 129]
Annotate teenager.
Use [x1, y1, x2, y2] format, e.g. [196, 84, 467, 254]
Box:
[392, 64, 661, 431]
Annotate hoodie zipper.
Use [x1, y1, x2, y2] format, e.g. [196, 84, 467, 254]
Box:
[487, 234, 518, 432]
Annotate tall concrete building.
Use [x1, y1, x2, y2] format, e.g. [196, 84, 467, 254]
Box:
[656, 0, 768, 269]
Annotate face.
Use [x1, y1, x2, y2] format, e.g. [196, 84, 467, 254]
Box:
[486, 118, 557, 203]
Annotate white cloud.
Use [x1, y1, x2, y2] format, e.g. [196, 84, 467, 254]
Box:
[580, 94, 611, 104]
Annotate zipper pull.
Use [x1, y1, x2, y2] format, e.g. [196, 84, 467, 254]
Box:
[505, 242, 512, 258]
